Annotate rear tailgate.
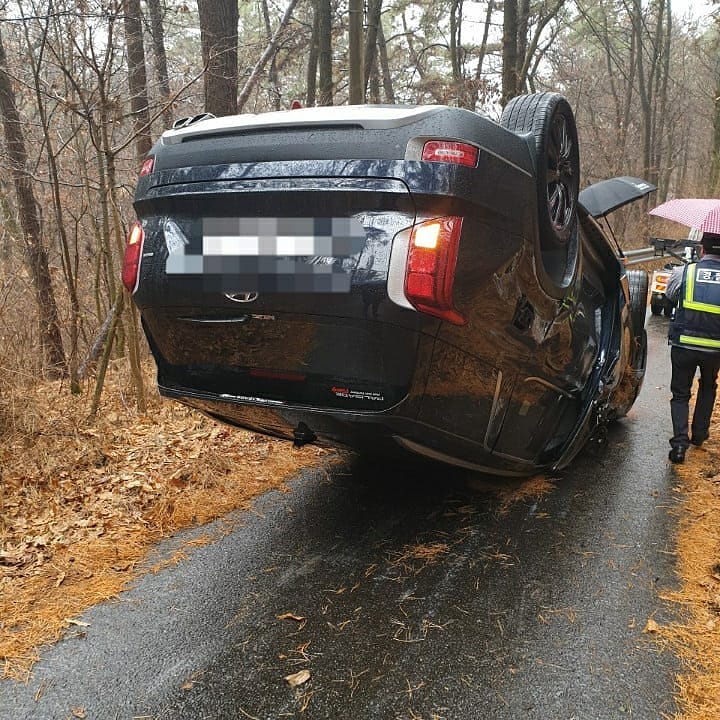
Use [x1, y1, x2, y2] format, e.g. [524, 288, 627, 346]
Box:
[134, 173, 423, 411]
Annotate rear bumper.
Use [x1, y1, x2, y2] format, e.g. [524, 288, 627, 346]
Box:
[160, 384, 556, 477]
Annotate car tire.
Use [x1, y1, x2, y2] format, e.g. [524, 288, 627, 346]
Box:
[650, 298, 663, 316]
[500, 92, 580, 297]
[626, 269, 649, 341]
[608, 326, 648, 422]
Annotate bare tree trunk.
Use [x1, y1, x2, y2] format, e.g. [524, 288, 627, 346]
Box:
[656, 0, 672, 199]
[0, 28, 66, 378]
[517, 0, 564, 93]
[711, 58, 720, 195]
[474, 0, 494, 88]
[89, 290, 124, 419]
[146, 0, 174, 128]
[363, 0, 382, 100]
[20, 3, 82, 392]
[124, 0, 153, 163]
[502, 0, 518, 106]
[631, 1, 650, 179]
[376, 19, 395, 103]
[306, 0, 320, 106]
[79, 291, 122, 381]
[318, 0, 333, 105]
[631, 0, 667, 198]
[348, 0, 363, 103]
[0, 187, 19, 264]
[197, 0, 239, 116]
[261, 0, 282, 110]
[99, 113, 147, 413]
[622, 14, 637, 171]
[579, 3, 628, 173]
[708, 54, 720, 197]
[648, 0, 666, 193]
[516, 0, 529, 91]
[401, 9, 425, 96]
[237, 0, 300, 112]
[449, 0, 462, 103]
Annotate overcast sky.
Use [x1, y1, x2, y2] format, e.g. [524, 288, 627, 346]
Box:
[673, 0, 716, 18]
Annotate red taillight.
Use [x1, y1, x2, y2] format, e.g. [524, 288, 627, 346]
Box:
[422, 140, 478, 168]
[405, 216, 465, 325]
[139, 156, 155, 176]
[122, 221, 144, 293]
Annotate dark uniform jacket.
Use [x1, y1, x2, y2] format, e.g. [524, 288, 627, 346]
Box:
[668, 256, 720, 351]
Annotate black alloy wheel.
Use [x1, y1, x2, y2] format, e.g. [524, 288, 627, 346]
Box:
[501, 92, 581, 296]
[546, 111, 578, 242]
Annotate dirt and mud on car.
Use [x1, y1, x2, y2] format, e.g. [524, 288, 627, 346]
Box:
[125, 93, 653, 476]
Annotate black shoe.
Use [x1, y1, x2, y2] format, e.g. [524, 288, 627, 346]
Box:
[691, 434, 708, 447]
[669, 447, 686, 464]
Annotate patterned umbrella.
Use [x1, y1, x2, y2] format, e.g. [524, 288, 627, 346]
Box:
[649, 198, 720, 234]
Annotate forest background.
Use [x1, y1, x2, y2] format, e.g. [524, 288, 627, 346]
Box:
[0, 0, 718, 417]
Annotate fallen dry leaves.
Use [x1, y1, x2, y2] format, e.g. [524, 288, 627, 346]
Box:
[284, 669, 311, 687]
[0, 362, 330, 680]
[656, 402, 720, 720]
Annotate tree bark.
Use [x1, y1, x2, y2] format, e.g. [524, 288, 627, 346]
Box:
[517, 0, 564, 93]
[348, 0, 363, 104]
[401, 10, 425, 85]
[363, 0, 382, 99]
[197, 0, 239, 116]
[146, 0, 174, 128]
[656, 0, 672, 200]
[237, 0, 300, 112]
[0, 28, 66, 378]
[474, 0, 494, 86]
[318, 0, 333, 105]
[631, 0, 666, 193]
[516, 0, 529, 91]
[449, 0, 462, 100]
[19, 1, 82, 391]
[376, 18, 395, 103]
[123, 0, 153, 162]
[306, 0, 320, 106]
[89, 289, 124, 418]
[502, 0, 518, 106]
[711, 58, 720, 195]
[79, 291, 123, 381]
[261, 0, 282, 110]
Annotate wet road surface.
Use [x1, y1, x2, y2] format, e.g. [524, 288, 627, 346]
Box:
[0, 315, 681, 719]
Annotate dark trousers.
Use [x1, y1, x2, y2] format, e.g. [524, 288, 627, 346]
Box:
[670, 345, 720, 448]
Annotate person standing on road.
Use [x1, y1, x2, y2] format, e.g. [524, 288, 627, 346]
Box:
[666, 231, 720, 463]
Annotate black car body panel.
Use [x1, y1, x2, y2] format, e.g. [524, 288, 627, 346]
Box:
[130, 100, 649, 476]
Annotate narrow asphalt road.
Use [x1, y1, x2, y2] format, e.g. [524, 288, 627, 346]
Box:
[1, 314, 681, 720]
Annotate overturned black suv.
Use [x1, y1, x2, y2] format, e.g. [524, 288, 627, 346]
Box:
[125, 93, 650, 476]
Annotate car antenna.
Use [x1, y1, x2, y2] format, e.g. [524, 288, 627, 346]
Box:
[600, 215, 625, 259]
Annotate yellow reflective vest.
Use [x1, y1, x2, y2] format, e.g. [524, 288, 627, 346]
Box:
[670, 260, 720, 351]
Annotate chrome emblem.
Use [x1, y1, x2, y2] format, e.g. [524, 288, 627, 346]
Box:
[225, 291, 259, 303]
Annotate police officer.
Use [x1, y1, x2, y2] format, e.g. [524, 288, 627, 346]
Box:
[666, 231, 720, 463]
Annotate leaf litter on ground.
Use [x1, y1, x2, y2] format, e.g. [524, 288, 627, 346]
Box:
[0, 362, 331, 680]
[655, 400, 720, 720]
